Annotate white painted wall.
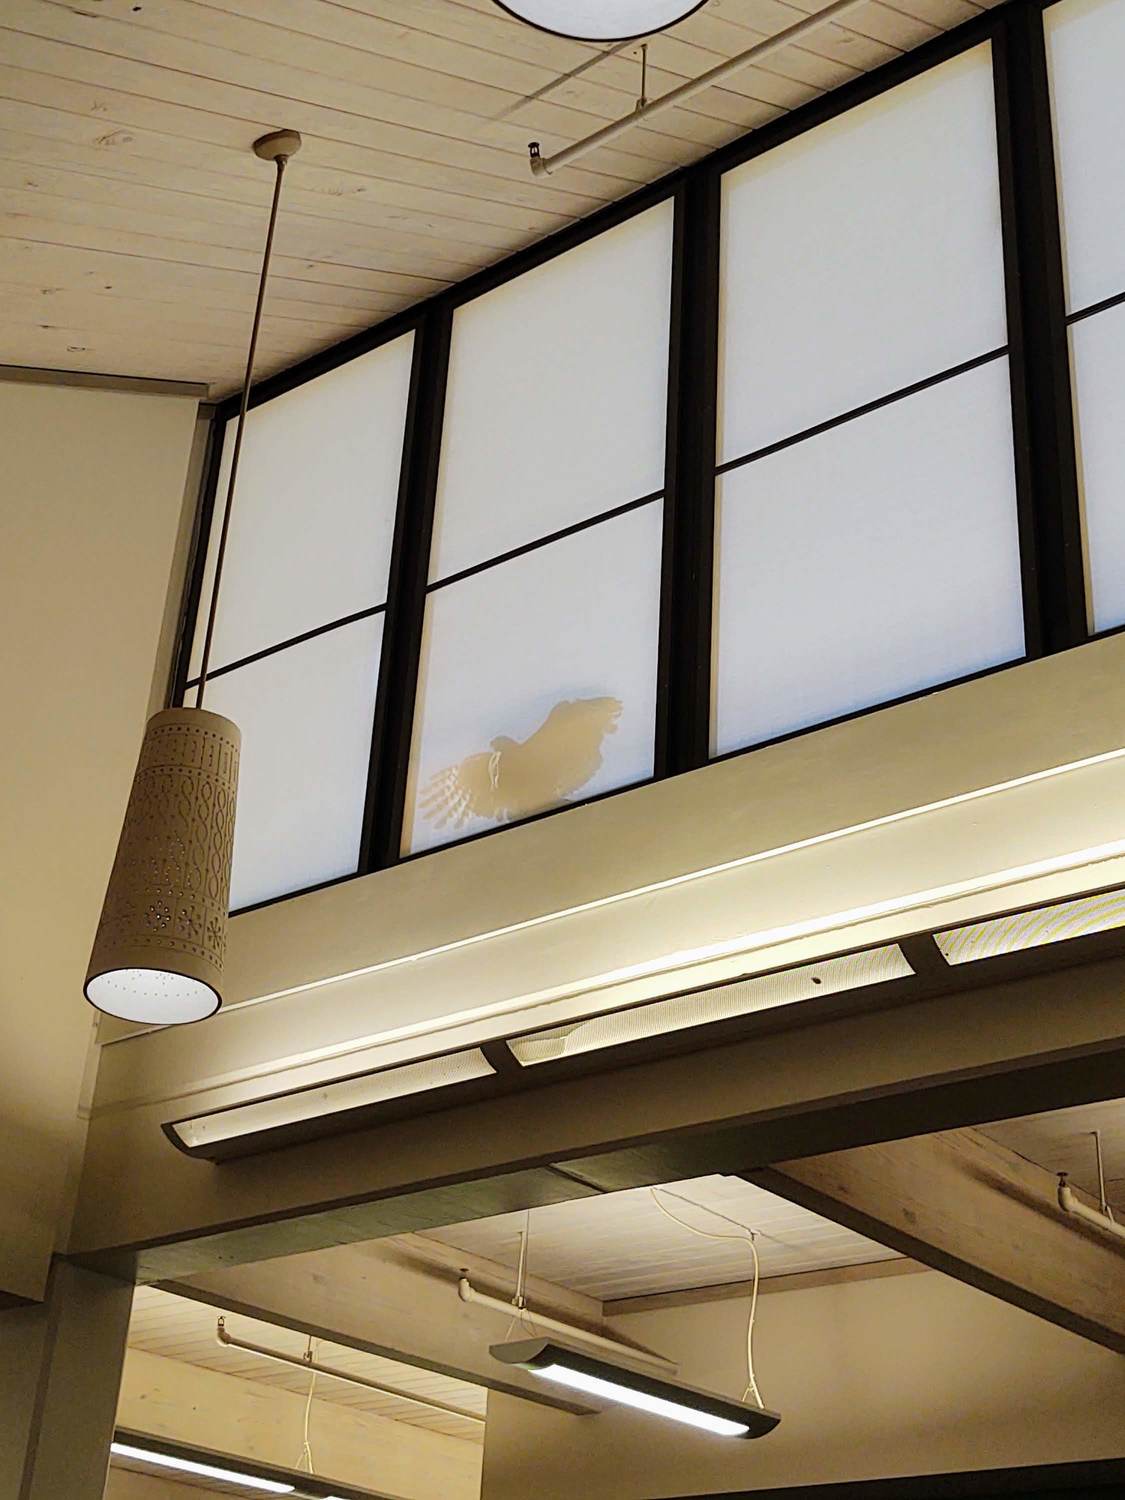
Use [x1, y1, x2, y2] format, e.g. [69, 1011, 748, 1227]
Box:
[0, 377, 200, 1304]
[481, 1271, 1125, 1498]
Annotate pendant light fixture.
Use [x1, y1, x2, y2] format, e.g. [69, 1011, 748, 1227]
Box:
[84, 129, 301, 1026]
[493, 1, 708, 41]
[491, 1339, 780, 1438]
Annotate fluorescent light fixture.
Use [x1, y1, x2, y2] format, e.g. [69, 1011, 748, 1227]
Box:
[537, 1364, 749, 1436]
[491, 1338, 779, 1439]
[935, 889, 1125, 964]
[165, 1047, 495, 1159]
[110, 1443, 294, 1493]
[510, 945, 912, 1065]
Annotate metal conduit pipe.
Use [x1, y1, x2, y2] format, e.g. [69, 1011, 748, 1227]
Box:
[528, 0, 875, 176]
[1056, 1175, 1125, 1246]
[457, 1276, 678, 1370]
[215, 1317, 486, 1423]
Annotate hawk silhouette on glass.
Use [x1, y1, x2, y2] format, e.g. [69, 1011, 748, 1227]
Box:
[421, 696, 623, 830]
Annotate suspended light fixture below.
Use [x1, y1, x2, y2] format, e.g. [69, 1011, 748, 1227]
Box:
[491, 1339, 780, 1438]
[493, 1, 708, 42]
[84, 129, 302, 1026]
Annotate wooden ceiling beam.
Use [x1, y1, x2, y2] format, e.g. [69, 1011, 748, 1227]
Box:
[745, 1126, 1125, 1353]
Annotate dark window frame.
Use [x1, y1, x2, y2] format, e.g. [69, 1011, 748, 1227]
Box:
[171, 0, 1089, 917]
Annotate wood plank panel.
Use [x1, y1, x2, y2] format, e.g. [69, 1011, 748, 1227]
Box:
[748, 1127, 1125, 1354]
[0, 117, 487, 279]
[10, 0, 711, 164]
[0, 0, 999, 390]
[0, 38, 643, 202]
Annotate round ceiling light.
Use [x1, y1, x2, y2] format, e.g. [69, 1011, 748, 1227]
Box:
[493, 1, 708, 42]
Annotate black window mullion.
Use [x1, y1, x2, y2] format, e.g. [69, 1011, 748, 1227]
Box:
[656, 170, 721, 779]
[168, 409, 224, 708]
[359, 304, 453, 871]
[993, 0, 1087, 657]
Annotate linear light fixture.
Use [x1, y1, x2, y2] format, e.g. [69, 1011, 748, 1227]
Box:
[110, 1442, 294, 1493]
[165, 1047, 495, 1159]
[509, 945, 913, 1065]
[491, 1338, 780, 1439]
[935, 888, 1125, 964]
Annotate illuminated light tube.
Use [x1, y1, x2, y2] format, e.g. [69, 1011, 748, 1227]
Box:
[491, 1338, 780, 1439]
[164, 1047, 496, 1160]
[935, 888, 1125, 964]
[110, 1443, 294, 1493]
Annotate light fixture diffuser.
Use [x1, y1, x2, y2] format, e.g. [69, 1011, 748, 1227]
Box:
[510, 945, 913, 1065]
[493, 1, 708, 42]
[491, 1338, 780, 1438]
[165, 1047, 496, 1158]
[935, 889, 1125, 964]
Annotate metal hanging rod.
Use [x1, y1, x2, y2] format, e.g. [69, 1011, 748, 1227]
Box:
[528, 0, 873, 176]
[215, 1318, 486, 1424]
[1056, 1128, 1122, 1243]
[1056, 1175, 1125, 1245]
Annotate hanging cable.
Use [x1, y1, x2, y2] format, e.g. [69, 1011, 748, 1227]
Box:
[1092, 1130, 1116, 1222]
[195, 139, 294, 706]
[295, 1335, 318, 1474]
[650, 1188, 765, 1409]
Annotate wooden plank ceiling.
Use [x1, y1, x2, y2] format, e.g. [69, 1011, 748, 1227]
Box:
[422, 1173, 900, 1300]
[1, 0, 1000, 394]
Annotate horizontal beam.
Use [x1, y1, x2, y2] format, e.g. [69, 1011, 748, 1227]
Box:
[748, 1127, 1125, 1353]
[169, 1235, 623, 1416]
[71, 978, 1125, 1285]
[603, 1258, 925, 1316]
[0, 363, 208, 397]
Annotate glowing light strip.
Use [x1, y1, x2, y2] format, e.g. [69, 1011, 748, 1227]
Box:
[101, 749, 1125, 1113]
[532, 1363, 749, 1436]
[225, 746, 1125, 1012]
[110, 1442, 294, 1492]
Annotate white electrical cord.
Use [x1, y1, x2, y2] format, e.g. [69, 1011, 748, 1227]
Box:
[649, 1188, 765, 1409]
[296, 1336, 318, 1474]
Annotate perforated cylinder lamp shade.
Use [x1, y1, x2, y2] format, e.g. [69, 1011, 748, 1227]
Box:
[85, 130, 298, 1026]
[84, 708, 240, 1024]
[493, 1, 707, 41]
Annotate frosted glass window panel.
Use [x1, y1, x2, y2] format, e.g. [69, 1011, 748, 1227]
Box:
[1046, 0, 1125, 313]
[719, 45, 1008, 460]
[1071, 305, 1125, 631]
[188, 334, 414, 676]
[430, 204, 674, 581]
[713, 359, 1025, 754]
[202, 617, 383, 910]
[406, 504, 663, 854]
